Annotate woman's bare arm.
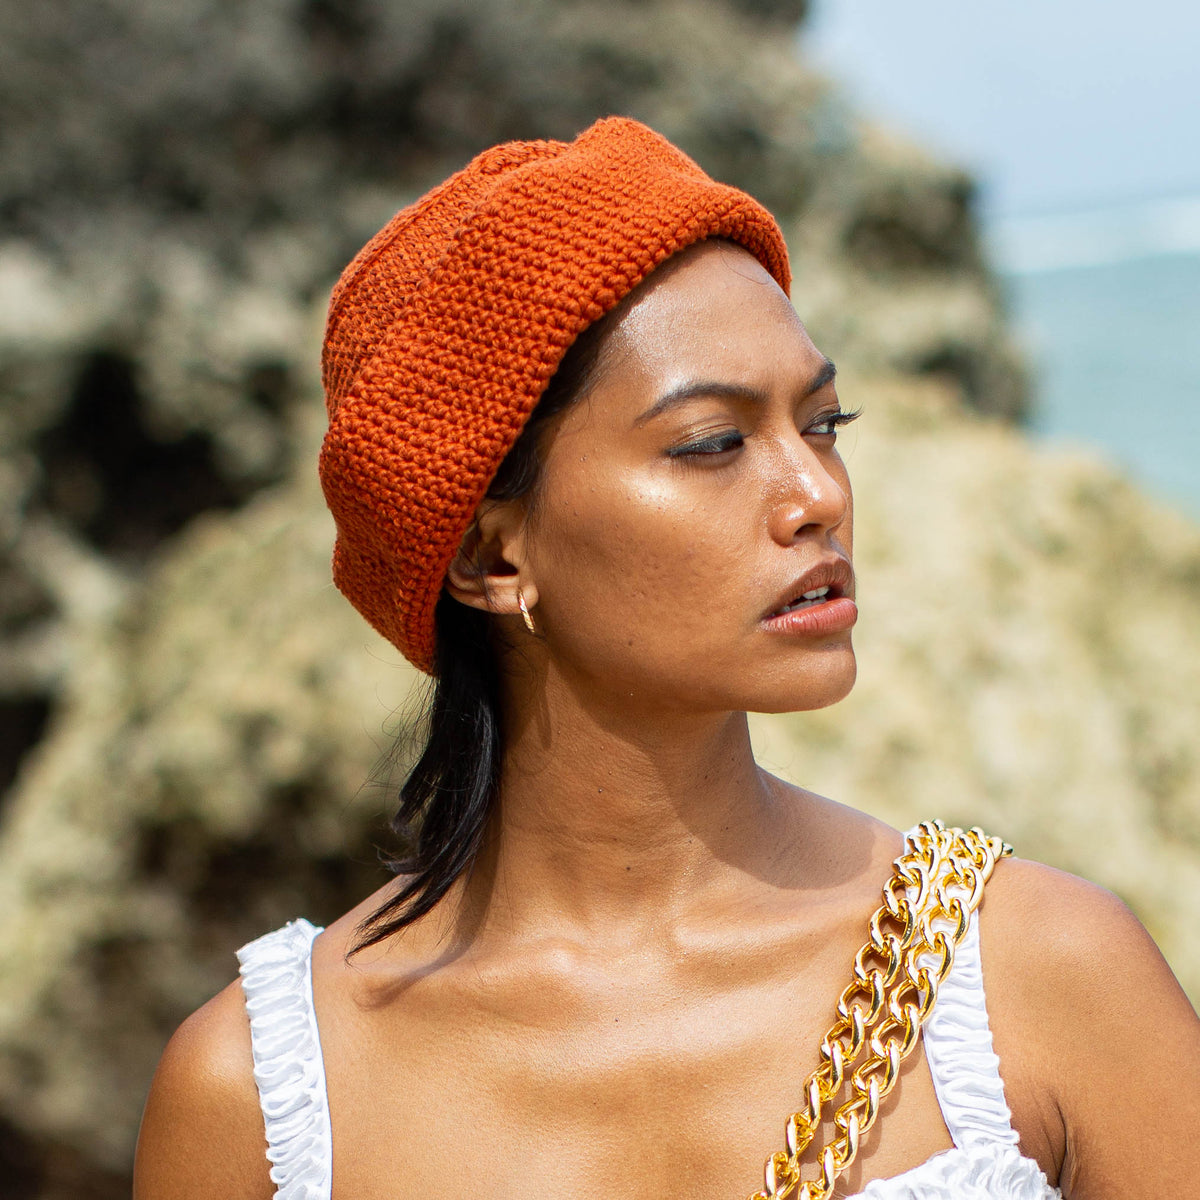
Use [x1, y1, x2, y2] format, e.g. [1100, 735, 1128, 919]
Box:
[133, 979, 273, 1200]
[983, 858, 1200, 1196]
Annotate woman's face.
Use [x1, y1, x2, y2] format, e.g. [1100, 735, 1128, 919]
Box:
[520, 239, 857, 717]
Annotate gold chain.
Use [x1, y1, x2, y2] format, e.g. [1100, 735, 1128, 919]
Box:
[748, 821, 1012, 1200]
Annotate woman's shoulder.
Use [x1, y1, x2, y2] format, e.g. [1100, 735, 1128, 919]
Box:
[978, 854, 1200, 1192]
[134, 906, 365, 1199]
[133, 977, 273, 1199]
[978, 853, 1180, 1015]
[977, 855, 1165, 1059]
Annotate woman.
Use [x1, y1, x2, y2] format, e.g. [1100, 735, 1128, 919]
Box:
[133, 118, 1200, 1199]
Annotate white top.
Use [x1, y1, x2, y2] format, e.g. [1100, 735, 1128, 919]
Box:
[237, 908, 1060, 1200]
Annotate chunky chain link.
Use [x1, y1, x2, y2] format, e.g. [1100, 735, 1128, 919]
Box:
[749, 821, 1012, 1200]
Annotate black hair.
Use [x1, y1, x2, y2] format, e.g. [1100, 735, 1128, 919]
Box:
[352, 314, 613, 951]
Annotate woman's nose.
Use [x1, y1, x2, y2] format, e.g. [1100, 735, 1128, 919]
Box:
[765, 441, 850, 546]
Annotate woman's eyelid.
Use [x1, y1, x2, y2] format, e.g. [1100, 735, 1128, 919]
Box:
[667, 427, 745, 457]
[661, 409, 746, 443]
[806, 406, 861, 434]
[660, 393, 856, 455]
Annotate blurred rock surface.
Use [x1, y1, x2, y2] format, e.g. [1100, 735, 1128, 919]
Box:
[0, 437, 418, 1175]
[0, 0, 1022, 799]
[753, 376, 1200, 986]
[0, 0, 1194, 1196]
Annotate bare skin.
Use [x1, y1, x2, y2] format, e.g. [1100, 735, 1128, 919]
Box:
[134, 242, 1200, 1199]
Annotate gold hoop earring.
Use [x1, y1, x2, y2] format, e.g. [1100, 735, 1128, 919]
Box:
[518, 591, 536, 635]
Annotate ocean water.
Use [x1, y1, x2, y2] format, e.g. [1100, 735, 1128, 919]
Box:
[991, 205, 1200, 519]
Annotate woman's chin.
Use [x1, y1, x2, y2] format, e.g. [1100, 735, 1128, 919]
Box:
[745, 648, 858, 715]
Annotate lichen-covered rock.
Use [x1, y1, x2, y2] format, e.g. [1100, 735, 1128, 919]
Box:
[0, 0, 1024, 806]
[4, 1, 1194, 1197]
[0, 434, 417, 1176]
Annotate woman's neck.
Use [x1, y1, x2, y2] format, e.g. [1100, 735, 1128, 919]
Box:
[458, 671, 813, 942]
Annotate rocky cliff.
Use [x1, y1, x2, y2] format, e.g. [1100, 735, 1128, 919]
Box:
[1, 1, 1195, 1196]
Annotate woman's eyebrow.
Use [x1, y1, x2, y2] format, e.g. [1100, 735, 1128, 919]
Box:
[633, 357, 837, 427]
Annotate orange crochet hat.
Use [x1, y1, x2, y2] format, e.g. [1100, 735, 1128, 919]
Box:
[319, 116, 791, 673]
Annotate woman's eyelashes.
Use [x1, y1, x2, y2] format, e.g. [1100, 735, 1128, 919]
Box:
[807, 408, 862, 437]
[666, 409, 861, 459]
[667, 430, 745, 459]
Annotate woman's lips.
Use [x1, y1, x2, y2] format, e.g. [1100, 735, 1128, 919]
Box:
[762, 593, 858, 636]
[762, 557, 856, 636]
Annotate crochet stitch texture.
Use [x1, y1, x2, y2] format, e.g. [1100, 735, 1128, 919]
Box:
[319, 116, 791, 672]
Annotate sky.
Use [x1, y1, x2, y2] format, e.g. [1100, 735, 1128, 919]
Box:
[802, 0, 1200, 219]
[801, 0, 1200, 517]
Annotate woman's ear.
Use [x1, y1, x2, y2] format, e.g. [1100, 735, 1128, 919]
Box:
[444, 498, 535, 617]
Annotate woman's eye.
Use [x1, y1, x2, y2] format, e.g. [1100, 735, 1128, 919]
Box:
[808, 409, 862, 437]
[667, 431, 745, 458]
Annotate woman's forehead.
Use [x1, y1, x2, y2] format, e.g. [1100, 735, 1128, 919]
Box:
[595, 241, 818, 394]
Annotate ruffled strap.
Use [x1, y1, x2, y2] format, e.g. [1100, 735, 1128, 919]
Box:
[920, 901, 1019, 1150]
[237, 918, 333, 1200]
